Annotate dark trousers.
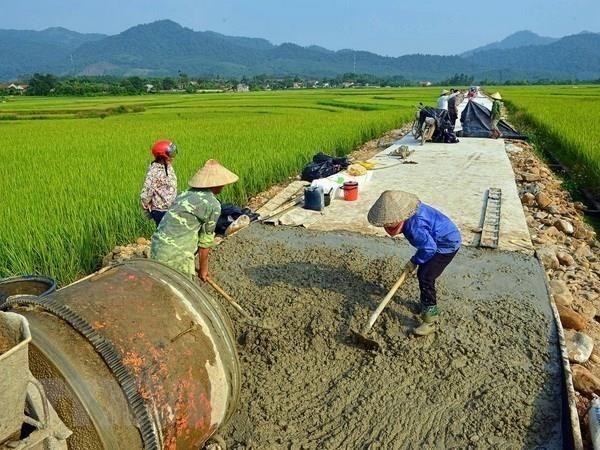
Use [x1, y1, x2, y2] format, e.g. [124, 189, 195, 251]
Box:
[149, 210, 166, 227]
[417, 250, 458, 307]
[448, 110, 458, 129]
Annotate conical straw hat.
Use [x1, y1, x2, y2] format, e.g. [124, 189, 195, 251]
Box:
[490, 92, 502, 100]
[188, 159, 239, 188]
[367, 190, 420, 226]
[441, 89, 450, 95]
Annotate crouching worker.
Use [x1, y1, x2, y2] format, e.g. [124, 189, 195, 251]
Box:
[150, 159, 238, 282]
[367, 190, 461, 336]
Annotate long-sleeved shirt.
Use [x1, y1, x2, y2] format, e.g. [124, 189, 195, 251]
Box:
[447, 94, 457, 112]
[402, 203, 461, 265]
[491, 100, 502, 121]
[140, 161, 177, 212]
[436, 95, 449, 111]
[150, 188, 221, 278]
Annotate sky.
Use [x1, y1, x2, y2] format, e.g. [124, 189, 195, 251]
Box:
[1, 0, 598, 57]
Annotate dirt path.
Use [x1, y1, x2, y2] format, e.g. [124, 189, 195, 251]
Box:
[210, 225, 563, 449]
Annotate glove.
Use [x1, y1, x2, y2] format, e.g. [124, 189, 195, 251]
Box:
[404, 261, 417, 275]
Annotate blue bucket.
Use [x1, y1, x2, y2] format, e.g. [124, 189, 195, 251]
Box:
[304, 186, 325, 211]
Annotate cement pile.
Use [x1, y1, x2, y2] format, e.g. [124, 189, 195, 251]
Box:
[209, 225, 563, 449]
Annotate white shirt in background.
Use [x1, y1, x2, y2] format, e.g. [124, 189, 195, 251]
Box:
[437, 95, 449, 110]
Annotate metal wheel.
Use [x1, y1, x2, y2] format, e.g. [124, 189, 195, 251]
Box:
[411, 119, 421, 139]
[421, 123, 431, 146]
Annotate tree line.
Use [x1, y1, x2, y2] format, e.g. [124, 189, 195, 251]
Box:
[3, 72, 599, 97]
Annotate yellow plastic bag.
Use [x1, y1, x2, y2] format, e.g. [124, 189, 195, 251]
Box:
[347, 164, 368, 176]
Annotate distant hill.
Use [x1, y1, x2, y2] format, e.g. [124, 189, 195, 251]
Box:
[0, 27, 106, 79]
[0, 26, 106, 50]
[71, 20, 271, 77]
[460, 30, 557, 57]
[0, 20, 598, 82]
[465, 32, 600, 81]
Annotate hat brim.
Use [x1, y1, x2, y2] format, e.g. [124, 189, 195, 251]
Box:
[188, 160, 239, 188]
[368, 190, 420, 227]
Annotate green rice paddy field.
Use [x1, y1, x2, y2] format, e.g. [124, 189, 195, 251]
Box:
[1, 85, 598, 285]
[498, 85, 600, 190]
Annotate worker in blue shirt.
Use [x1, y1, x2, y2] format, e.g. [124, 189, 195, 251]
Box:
[368, 190, 461, 336]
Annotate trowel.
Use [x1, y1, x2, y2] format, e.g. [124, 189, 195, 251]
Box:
[351, 267, 410, 352]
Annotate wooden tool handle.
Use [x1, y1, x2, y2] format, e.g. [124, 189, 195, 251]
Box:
[207, 278, 250, 318]
[207, 278, 232, 300]
[206, 278, 278, 330]
[362, 269, 409, 334]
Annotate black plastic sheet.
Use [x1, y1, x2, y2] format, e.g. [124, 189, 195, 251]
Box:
[460, 100, 527, 140]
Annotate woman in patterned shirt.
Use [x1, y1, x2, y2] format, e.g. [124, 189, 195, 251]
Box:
[140, 140, 178, 226]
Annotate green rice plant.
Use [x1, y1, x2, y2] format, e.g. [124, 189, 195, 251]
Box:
[494, 85, 600, 195]
[0, 88, 432, 285]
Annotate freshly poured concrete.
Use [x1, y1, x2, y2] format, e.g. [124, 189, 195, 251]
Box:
[212, 225, 564, 449]
[223, 95, 570, 448]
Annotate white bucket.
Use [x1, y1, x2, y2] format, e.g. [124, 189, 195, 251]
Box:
[0, 311, 32, 443]
[589, 396, 600, 449]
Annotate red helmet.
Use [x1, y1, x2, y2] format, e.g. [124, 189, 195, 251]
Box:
[151, 140, 178, 159]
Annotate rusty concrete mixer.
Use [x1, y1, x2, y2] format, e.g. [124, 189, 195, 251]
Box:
[0, 259, 240, 449]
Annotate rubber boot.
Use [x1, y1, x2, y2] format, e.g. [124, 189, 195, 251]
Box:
[414, 305, 439, 336]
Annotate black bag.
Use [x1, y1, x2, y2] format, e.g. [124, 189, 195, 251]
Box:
[312, 152, 350, 167]
[216, 203, 259, 235]
[301, 152, 350, 182]
[420, 108, 455, 142]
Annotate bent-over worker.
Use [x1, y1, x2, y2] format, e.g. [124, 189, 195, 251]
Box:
[367, 190, 461, 336]
[150, 159, 238, 281]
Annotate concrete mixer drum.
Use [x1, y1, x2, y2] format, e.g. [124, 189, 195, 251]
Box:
[1, 259, 241, 449]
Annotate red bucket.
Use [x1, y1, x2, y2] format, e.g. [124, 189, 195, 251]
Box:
[342, 181, 358, 201]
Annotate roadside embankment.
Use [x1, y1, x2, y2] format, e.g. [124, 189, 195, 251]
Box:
[506, 138, 600, 449]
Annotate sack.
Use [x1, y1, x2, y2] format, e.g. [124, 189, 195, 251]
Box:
[301, 162, 337, 182]
[224, 214, 250, 237]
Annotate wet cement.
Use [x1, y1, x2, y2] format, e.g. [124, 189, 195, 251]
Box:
[210, 223, 564, 449]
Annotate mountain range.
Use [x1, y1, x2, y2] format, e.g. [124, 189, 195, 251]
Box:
[1, 20, 599, 82]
